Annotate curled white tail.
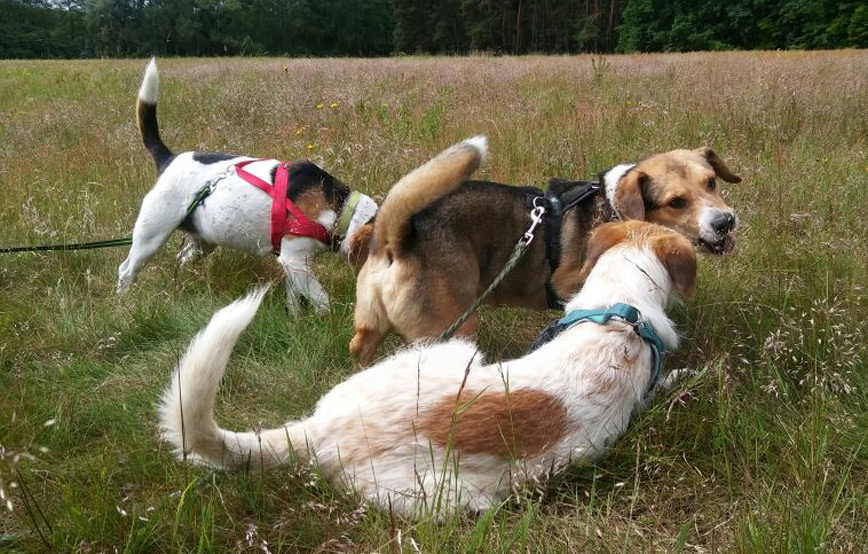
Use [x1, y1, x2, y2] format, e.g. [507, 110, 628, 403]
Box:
[158, 286, 305, 469]
[138, 57, 159, 105]
[374, 136, 487, 257]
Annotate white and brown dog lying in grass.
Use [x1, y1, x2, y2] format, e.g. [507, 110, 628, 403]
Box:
[117, 59, 377, 311]
[158, 219, 696, 517]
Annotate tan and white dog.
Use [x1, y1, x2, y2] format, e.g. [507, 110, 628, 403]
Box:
[118, 59, 378, 311]
[349, 137, 739, 365]
[158, 219, 696, 517]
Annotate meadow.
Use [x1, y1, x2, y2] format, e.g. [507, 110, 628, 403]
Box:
[1, 51, 867, 552]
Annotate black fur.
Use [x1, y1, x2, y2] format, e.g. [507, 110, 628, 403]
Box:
[193, 152, 238, 165]
[138, 102, 174, 174]
[286, 161, 350, 206]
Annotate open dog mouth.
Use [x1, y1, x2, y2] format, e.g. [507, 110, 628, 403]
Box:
[698, 232, 736, 255]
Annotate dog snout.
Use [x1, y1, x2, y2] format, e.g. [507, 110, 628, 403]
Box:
[710, 211, 736, 235]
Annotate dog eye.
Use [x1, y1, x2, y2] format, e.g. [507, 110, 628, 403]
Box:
[669, 197, 687, 209]
[707, 178, 717, 192]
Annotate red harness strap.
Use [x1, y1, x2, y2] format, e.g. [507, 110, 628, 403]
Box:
[234, 159, 332, 254]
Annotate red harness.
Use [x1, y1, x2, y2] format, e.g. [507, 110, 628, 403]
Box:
[234, 159, 332, 254]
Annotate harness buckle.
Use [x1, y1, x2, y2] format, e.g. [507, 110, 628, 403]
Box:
[523, 204, 547, 245]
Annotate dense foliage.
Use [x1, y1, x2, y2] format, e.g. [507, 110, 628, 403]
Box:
[1, 0, 867, 58]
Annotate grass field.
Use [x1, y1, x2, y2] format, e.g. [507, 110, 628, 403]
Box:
[1, 51, 867, 553]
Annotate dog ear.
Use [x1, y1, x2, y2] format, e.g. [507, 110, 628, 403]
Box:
[347, 223, 374, 273]
[613, 170, 647, 220]
[577, 223, 630, 282]
[696, 147, 741, 183]
[652, 235, 697, 298]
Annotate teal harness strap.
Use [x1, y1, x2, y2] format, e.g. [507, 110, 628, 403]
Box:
[557, 303, 667, 394]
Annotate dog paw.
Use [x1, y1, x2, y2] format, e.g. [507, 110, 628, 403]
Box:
[310, 296, 330, 313]
[659, 368, 693, 391]
[285, 294, 304, 314]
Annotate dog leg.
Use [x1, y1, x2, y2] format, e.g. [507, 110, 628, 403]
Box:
[639, 368, 693, 411]
[349, 327, 389, 367]
[658, 368, 692, 392]
[350, 269, 392, 366]
[176, 236, 214, 267]
[117, 190, 187, 293]
[278, 236, 329, 313]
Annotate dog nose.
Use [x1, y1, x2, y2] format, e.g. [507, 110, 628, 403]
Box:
[711, 212, 736, 235]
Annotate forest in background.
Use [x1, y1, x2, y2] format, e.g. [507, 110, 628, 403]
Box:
[2, 0, 868, 59]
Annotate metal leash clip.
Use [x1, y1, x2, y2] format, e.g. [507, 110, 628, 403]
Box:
[522, 197, 548, 245]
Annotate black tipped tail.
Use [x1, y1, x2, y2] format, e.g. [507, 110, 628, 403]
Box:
[136, 58, 173, 173]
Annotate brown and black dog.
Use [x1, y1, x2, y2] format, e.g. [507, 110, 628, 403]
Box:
[349, 137, 741, 365]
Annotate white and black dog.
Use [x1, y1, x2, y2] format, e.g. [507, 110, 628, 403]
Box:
[117, 59, 378, 311]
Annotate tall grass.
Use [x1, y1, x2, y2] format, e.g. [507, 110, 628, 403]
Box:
[1, 51, 867, 552]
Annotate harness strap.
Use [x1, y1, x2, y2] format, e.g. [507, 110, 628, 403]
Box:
[334, 190, 361, 239]
[527, 179, 602, 309]
[529, 303, 667, 394]
[234, 159, 331, 254]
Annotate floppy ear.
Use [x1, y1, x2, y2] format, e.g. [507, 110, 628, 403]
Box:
[696, 147, 741, 183]
[347, 223, 374, 273]
[613, 170, 647, 220]
[577, 223, 629, 282]
[652, 236, 697, 298]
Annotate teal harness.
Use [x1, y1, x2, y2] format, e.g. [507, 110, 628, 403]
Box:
[530, 303, 667, 394]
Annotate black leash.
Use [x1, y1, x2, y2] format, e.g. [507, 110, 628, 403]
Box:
[0, 236, 133, 254]
[1, 180, 219, 255]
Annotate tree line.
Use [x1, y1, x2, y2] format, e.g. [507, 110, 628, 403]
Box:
[2, 0, 866, 59]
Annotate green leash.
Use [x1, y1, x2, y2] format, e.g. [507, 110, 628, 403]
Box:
[1, 180, 219, 255]
[438, 200, 548, 341]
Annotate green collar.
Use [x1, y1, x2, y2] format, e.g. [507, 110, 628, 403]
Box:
[558, 303, 667, 393]
[334, 191, 361, 239]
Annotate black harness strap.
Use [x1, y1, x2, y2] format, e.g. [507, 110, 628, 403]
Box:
[526, 179, 603, 309]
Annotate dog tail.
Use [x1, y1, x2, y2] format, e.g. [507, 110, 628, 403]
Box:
[137, 58, 174, 173]
[374, 136, 487, 258]
[158, 287, 308, 470]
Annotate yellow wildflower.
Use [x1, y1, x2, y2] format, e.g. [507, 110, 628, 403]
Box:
[330, 102, 339, 108]
[315, 103, 324, 109]
[306, 143, 315, 151]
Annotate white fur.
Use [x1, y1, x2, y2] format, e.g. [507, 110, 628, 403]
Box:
[698, 205, 740, 245]
[120, 61, 378, 311]
[603, 163, 636, 217]
[158, 235, 683, 517]
[338, 194, 379, 255]
[138, 58, 159, 105]
[463, 135, 488, 161]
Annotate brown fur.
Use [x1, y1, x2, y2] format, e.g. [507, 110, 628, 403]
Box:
[578, 221, 697, 298]
[351, 147, 736, 365]
[614, 148, 740, 244]
[374, 141, 484, 259]
[652, 235, 698, 298]
[347, 223, 374, 272]
[418, 389, 567, 458]
[294, 189, 331, 221]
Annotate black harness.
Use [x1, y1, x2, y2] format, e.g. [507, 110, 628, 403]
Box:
[525, 179, 603, 309]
